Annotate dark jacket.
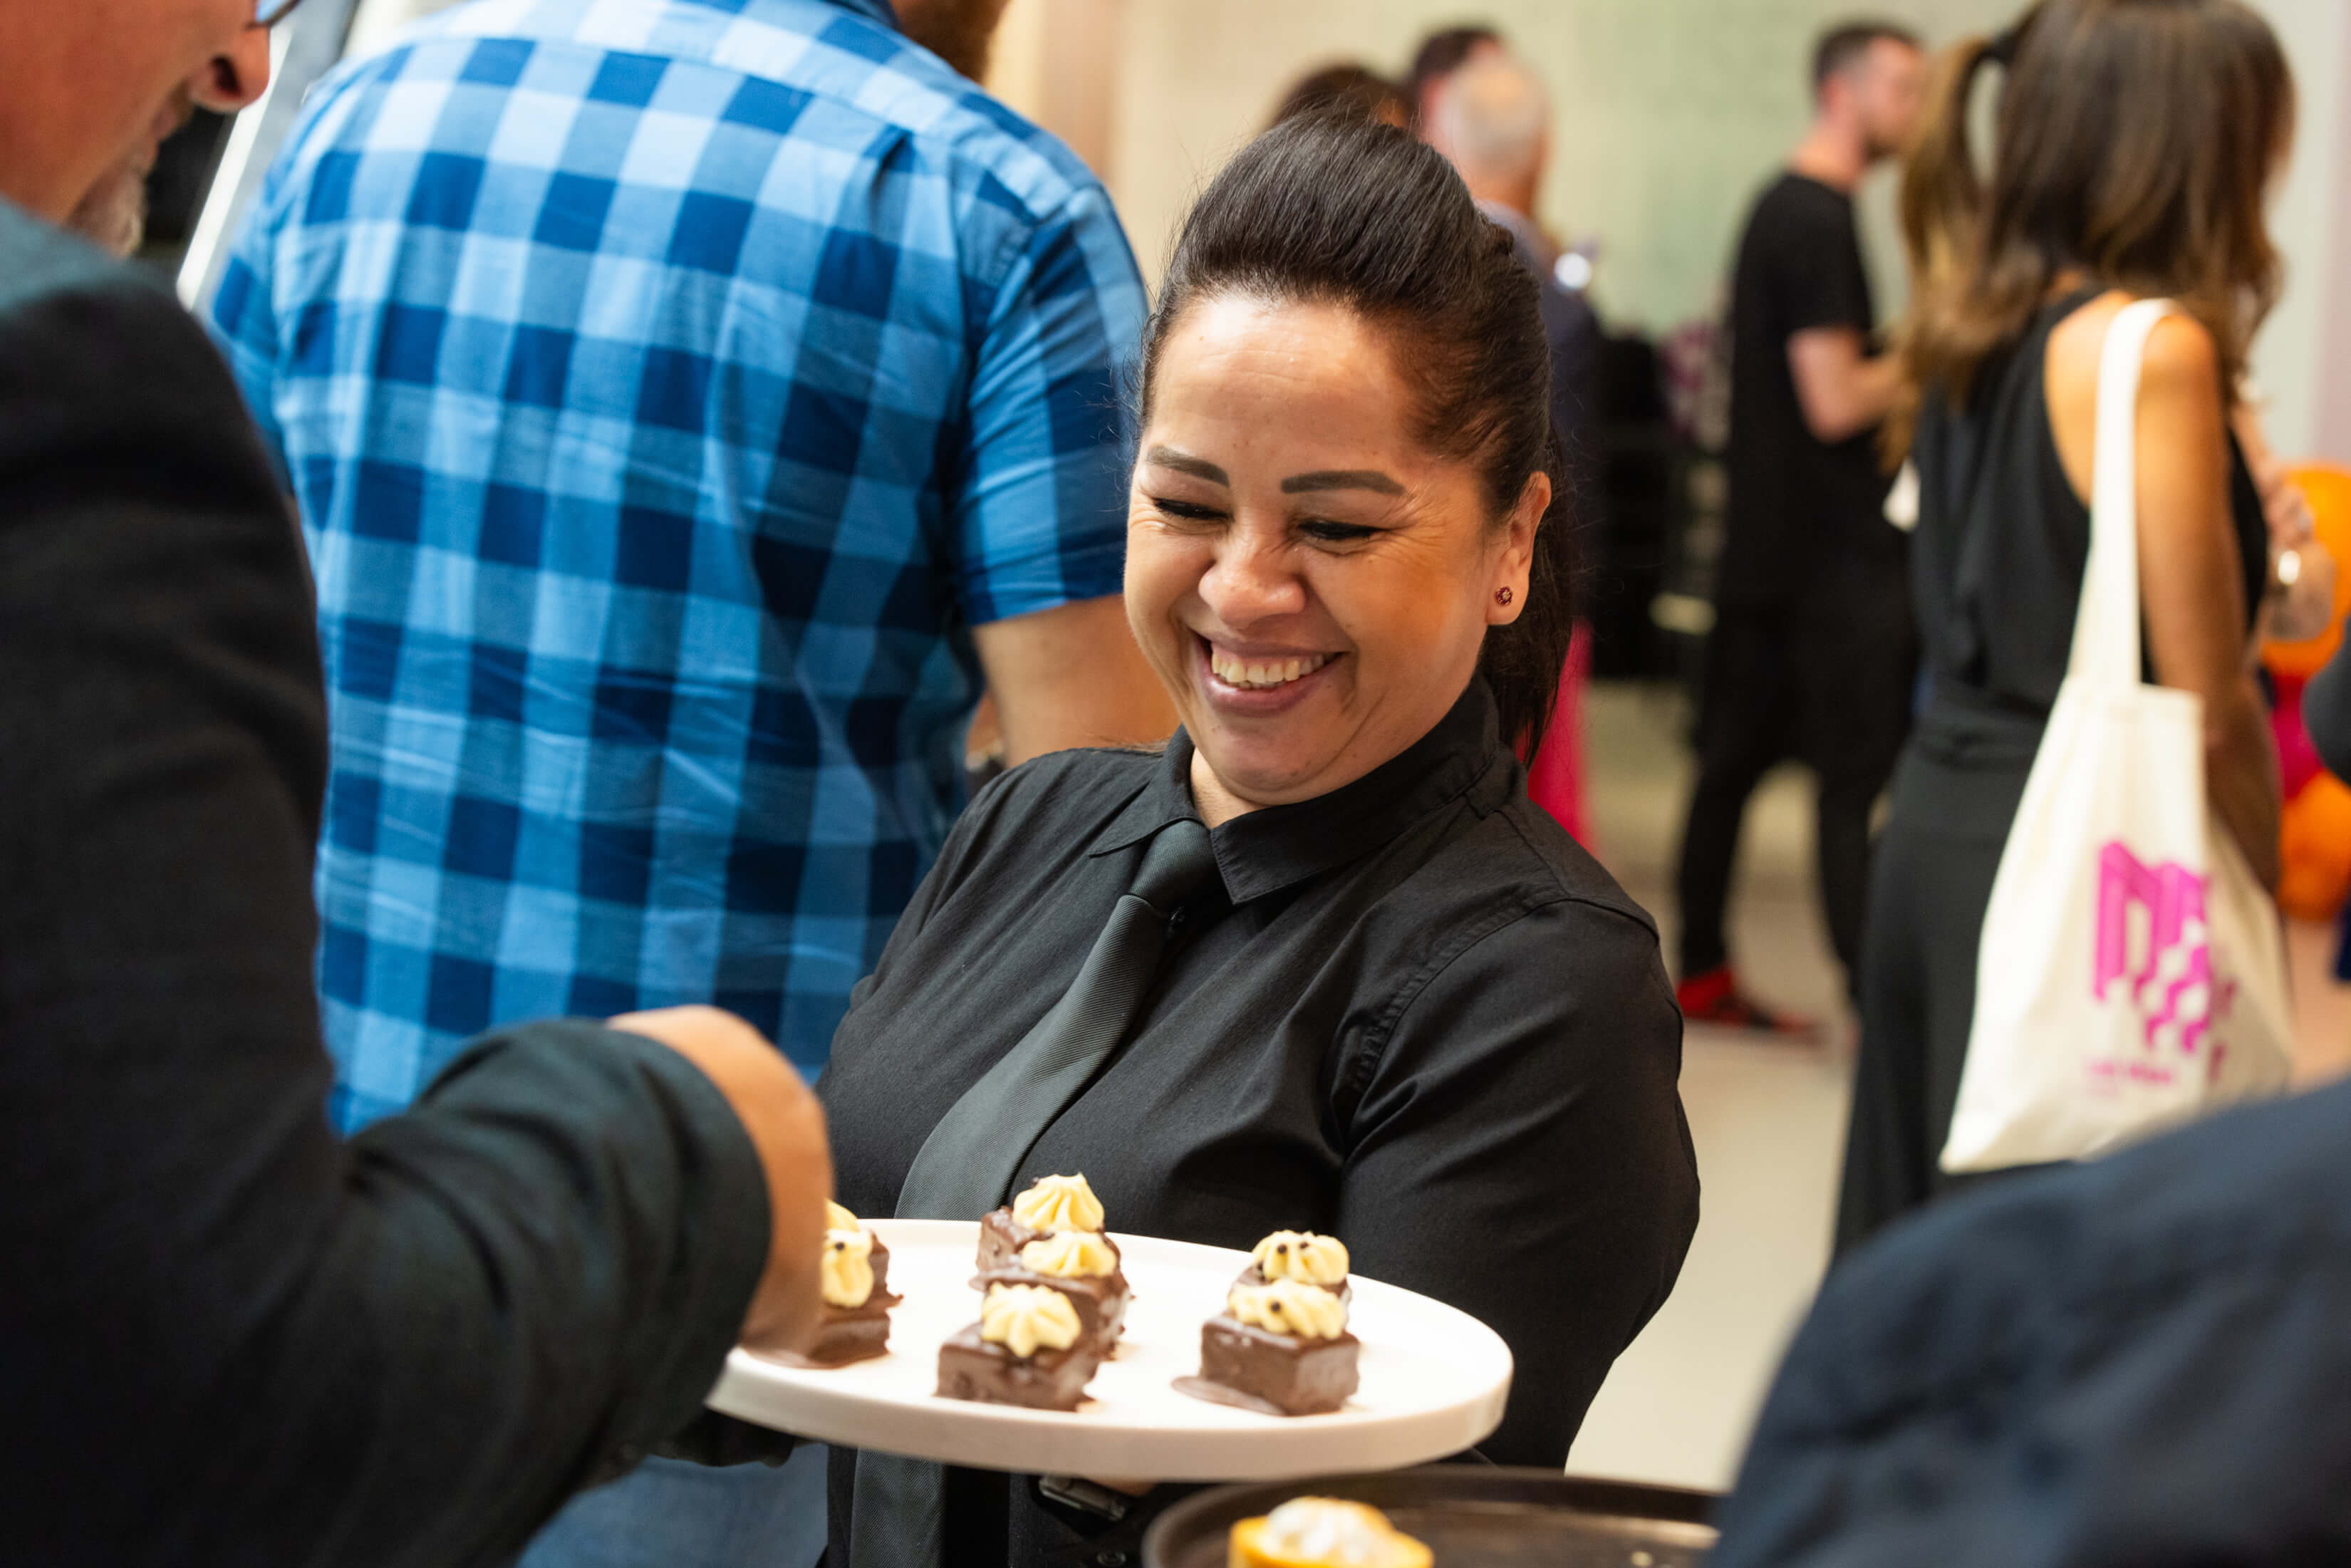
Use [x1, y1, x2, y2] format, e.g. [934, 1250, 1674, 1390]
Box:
[1713, 1076, 2351, 1567]
[0, 199, 772, 1566]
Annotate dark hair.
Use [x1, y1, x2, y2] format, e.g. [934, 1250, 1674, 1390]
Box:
[1269, 63, 1412, 132]
[1139, 112, 1576, 755]
[1407, 24, 1503, 115]
[1813, 19, 1922, 93]
[1891, 0, 2290, 452]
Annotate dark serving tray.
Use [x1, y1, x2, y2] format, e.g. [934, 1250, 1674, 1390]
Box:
[1143, 1467, 1718, 1567]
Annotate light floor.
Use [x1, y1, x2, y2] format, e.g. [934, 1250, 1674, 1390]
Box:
[1557, 682, 2351, 1495]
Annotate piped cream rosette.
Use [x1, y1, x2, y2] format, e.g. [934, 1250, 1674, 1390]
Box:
[821, 1227, 876, 1310]
[1252, 1231, 1349, 1289]
[1018, 1230, 1119, 1279]
[1010, 1173, 1105, 1235]
[1228, 1277, 1349, 1340]
[980, 1283, 1083, 1359]
[819, 1200, 879, 1309]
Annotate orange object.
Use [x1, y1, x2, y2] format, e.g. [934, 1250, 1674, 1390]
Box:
[2278, 769, 2351, 923]
[2261, 464, 2351, 679]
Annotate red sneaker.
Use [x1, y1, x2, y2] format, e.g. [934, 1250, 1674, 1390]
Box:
[1675, 966, 1815, 1034]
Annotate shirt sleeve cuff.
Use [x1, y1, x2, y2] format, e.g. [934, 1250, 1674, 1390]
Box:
[420, 1018, 774, 1453]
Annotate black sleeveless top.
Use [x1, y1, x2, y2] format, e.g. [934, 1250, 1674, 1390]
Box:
[1909, 289, 2267, 767]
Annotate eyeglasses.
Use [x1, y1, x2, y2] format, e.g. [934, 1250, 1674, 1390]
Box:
[255, 0, 308, 25]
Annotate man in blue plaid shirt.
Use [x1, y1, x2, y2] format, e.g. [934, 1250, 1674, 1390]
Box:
[211, 0, 1168, 1559]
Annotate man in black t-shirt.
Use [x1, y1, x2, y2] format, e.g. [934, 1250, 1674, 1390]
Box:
[1675, 21, 1926, 1030]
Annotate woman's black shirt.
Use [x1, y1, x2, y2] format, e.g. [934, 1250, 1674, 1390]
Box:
[818, 680, 1699, 1562]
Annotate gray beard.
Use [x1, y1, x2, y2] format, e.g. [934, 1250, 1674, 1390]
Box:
[66, 157, 152, 258]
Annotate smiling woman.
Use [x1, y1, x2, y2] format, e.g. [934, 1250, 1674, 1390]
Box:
[1127, 113, 1576, 829]
[817, 111, 1698, 1568]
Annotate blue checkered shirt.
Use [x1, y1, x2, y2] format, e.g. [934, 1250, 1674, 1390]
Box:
[210, 0, 1147, 1130]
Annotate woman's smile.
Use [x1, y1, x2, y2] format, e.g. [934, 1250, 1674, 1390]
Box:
[1195, 634, 1345, 712]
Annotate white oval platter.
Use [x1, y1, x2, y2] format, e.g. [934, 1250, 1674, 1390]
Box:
[705, 1220, 1513, 1481]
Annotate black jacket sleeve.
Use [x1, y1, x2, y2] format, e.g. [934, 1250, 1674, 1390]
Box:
[1711, 1078, 2351, 1568]
[0, 216, 772, 1567]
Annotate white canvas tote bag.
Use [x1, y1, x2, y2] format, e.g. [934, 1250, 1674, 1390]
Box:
[1941, 298, 2294, 1173]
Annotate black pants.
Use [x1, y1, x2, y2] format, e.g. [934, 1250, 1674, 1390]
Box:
[1674, 572, 1916, 987]
[1835, 739, 2040, 1252]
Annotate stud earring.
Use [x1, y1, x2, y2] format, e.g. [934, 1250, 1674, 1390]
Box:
[1495, 586, 1514, 606]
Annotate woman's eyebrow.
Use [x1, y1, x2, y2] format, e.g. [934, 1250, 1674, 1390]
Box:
[1282, 469, 1405, 496]
[1143, 446, 1230, 486]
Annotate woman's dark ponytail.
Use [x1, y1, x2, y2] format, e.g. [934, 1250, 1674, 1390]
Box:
[1139, 110, 1579, 756]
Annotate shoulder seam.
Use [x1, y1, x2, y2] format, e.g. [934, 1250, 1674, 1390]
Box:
[1336, 887, 1657, 1127]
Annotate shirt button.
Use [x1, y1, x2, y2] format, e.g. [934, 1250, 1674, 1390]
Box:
[1094, 1554, 1129, 1567]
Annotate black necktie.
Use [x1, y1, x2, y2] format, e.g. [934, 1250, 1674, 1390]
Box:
[897, 816, 1220, 1222]
[851, 819, 1220, 1568]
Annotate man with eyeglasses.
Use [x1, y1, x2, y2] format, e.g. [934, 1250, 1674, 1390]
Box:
[52, 0, 292, 255]
[0, 2, 841, 1564]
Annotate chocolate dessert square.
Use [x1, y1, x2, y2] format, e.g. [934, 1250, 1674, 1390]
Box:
[1178, 1316, 1359, 1416]
[935, 1324, 1102, 1411]
[779, 1235, 901, 1369]
[976, 1208, 1124, 1274]
[975, 1207, 1044, 1273]
[971, 1266, 1131, 1354]
[782, 1298, 896, 1369]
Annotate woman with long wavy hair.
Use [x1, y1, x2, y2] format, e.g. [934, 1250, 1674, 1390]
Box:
[1838, 0, 2293, 1248]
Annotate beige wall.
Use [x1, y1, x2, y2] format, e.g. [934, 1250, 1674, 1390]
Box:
[1083, 0, 2017, 319]
[2248, 0, 2351, 462]
[348, 0, 2349, 460]
[997, 0, 2350, 462]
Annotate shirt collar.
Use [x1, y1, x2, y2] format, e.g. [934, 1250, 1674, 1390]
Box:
[1091, 679, 1508, 904]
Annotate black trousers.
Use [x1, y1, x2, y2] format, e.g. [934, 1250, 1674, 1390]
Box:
[1834, 735, 2049, 1253]
[1674, 568, 1916, 987]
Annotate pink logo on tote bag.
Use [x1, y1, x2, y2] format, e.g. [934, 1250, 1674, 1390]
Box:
[2092, 843, 2220, 1081]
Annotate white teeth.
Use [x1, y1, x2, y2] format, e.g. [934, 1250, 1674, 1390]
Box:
[1209, 648, 1332, 690]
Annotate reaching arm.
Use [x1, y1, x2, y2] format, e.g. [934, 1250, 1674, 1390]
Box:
[0, 260, 817, 1567]
[1787, 324, 1903, 444]
[954, 182, 1168, 764]
[972, 594, 1177, 764]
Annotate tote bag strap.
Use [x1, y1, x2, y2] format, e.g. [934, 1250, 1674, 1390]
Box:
[2066, 297, 2175, 689]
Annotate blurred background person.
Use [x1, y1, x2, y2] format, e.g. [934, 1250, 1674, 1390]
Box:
[1267, 61, 1412, 129]
[0, 1, 835, 1563]
[1839, 0, 2289, 1248]
[1406, 21, 1503, 135]
[209, 0, 1173, 1562]
[1673, 19, 1926, 1032]
[1430, 48, 1602, 842]
[1431, 52, 1600, 490]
